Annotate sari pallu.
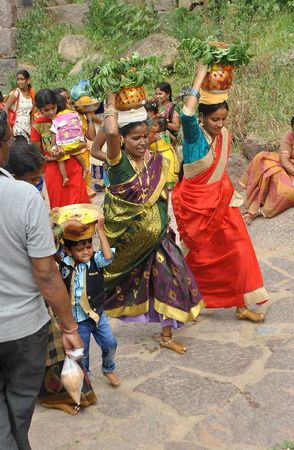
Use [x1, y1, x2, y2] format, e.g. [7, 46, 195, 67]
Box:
[172, 128, 269, 309]
[103, 151, 204, 323]
[240, 151, 294, 218]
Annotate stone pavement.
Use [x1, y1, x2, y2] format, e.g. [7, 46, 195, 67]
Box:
[29, 197, 294, 450]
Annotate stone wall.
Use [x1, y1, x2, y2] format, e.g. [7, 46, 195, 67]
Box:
[0, 0, 33, 89]
[0, 0, 17, 89]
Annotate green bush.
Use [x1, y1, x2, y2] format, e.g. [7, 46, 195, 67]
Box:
[16, 7, 74, 89]
[84, 0, 159, 52]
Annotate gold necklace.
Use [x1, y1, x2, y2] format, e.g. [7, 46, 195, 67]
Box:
[126, 152, 150, 188]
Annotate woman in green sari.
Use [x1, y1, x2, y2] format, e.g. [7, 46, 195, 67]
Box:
[102, 94, 204, 354]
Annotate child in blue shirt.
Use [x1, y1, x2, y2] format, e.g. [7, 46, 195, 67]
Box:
[61, 216, 120, 387]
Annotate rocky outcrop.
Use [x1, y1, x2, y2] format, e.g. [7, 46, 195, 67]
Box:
[227, 153, 247, 189]
[58, 34, 90, 63]
[121, 33, 179, 68]
[69, 52, 103, 76]
[242, 134, 280, 161]
[46, 3, 88, 27]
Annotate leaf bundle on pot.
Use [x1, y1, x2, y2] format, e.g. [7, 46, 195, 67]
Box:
[179, 39, 253, 68]
[90, 53, 164, 99]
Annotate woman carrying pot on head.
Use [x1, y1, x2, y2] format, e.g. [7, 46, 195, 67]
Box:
[172, 64, 269, 322]
[154, 82, 181, 139]
[240, 116, 294, 224]
[4, 69, 35, 141]
[102, 95, 204, 355]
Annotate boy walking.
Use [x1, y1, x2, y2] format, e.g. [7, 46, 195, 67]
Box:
[60, 215, 120, 386]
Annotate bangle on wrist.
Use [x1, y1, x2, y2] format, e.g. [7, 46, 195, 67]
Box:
[104, 107, 118, 119]
[87, 118, 93, 124]
[59, 323, 79, 334]
[188, 88, 201, 100]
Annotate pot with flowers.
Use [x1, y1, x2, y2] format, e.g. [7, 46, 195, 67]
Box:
[90, 53, 164, 111]
[179, 39, 253, 93]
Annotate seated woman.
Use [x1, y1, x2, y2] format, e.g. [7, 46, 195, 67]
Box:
[240, 116, 294, 224]
[5, 140, 97, 415]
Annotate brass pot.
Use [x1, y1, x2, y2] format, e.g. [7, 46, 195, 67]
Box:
[202, 63, 234, 93]
[115, 85, 146, 111]
[201, 41, 234, 93]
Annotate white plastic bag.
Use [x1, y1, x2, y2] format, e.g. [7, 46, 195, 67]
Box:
[61, 352, 84, 405]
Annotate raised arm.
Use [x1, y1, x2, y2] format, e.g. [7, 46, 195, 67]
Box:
[96, 215, 112, 260]
[184, 64, 208, 113]
[104, 93, 121, 161]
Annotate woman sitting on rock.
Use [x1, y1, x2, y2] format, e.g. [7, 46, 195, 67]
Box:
[240, 116, 294, 224]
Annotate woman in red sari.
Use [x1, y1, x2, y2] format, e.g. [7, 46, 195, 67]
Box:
[31, 89, 89, 208]
[172, 65, 268, 321]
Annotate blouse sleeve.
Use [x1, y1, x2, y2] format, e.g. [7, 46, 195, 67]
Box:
[181, 106, 210, 164]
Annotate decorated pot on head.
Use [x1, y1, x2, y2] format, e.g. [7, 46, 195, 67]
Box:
[201, 42, 234, 94]
[74, 96, 100, 114]
[50, 203, 102, 241]
[115, 85, 147, 111]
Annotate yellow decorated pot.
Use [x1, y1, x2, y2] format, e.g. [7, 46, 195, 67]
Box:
[115, 85, 146, 111]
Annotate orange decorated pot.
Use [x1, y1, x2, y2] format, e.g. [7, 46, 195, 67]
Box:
[115, 85, 146, 111]
[202, 63, 234, 93]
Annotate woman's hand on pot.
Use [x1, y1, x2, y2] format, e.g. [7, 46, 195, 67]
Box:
[194, 63, 208, 86]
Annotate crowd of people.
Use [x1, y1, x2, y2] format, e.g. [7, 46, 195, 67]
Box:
[0, 64, 293, 449]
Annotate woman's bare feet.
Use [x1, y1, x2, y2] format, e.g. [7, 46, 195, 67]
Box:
[103, 372, 121, 387]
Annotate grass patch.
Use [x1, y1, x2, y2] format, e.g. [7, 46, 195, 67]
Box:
[272, 441, 294, 450]
[12, 0, 294, 149]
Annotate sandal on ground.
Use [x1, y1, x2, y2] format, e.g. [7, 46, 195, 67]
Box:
[103, 372, 121, 387]
[160, 334, 187, 355]
[236, 307, 264, 322]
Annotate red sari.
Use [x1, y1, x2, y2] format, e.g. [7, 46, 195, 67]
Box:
[31, 114, 89, 208]
[172, 127, 268, 309]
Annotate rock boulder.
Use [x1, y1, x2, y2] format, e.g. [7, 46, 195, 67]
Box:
[47, 3, 89, 27]
[121, 33, 179, 68]
[227, 153, 247, 189]
[58, 34, 90, 63]
[69, 52, 103, 76]
[242, 133, 280, 161]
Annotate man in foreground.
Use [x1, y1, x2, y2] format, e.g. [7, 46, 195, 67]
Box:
[0, 109, 83, 450]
